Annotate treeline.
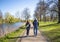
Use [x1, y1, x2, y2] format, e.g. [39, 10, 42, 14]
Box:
[34, 0, 59, 23]
[0, 7, 32, 24]
[4, 12, 20, 24]
[0, 11, 20, 24]
[0, 10, 3, 24]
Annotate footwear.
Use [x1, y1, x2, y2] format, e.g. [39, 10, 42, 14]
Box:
[34, 35, 37, 37]
[26, 35, 29, 37]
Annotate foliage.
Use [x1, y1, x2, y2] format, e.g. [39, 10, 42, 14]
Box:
[4, 12, 20, 24]
[0, 10, 3, 24]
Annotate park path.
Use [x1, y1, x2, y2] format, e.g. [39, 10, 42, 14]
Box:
[17, 28, 48, 42]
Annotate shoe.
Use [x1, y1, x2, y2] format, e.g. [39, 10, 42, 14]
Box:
[26, 35, 29, 37]
[34, 35, 37, 37]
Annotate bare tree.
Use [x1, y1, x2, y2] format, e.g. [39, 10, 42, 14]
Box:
[44, 0, 58, 22]
[15, 11, 20, 18]
[34, 0, 58, 22]
[34, 0, 48, 21]
[0, 10, 4, 36]
[48, 0, 60, 23]
[21, 8, 30, 20]
[0, 10, 3, 24]
[0, 10, 2, 19]
[58, 0, 60, 23]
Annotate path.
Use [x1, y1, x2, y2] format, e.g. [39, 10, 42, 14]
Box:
[17, 28, 48, 42]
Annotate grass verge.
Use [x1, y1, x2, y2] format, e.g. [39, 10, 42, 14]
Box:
[39, 22, 60, 42]
[0, 26, 25, 42]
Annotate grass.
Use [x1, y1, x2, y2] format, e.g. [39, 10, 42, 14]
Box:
[39, 21, 60, 42]
[0, 26, 25, 42]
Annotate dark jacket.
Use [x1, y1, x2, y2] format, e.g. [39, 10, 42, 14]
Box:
[33, 19, 39, 28]
[26, 22, 30, 30]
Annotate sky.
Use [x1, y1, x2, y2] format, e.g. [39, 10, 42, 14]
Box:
[0, 0, 39, 19]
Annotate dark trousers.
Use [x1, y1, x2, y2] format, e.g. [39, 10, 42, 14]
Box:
[26, 29, 30, 35]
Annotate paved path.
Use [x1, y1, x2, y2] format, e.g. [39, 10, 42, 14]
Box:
[17, 28, 48, 42]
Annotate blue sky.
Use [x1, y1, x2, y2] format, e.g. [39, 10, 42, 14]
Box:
[0, 0, 39, 19]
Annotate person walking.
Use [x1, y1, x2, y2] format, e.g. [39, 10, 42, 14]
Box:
[25, 20, 30, 36]
[33, 18, 39, 36]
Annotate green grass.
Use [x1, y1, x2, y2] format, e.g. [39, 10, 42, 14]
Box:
[0, 26, 25, 42]
[39, 21, 57, 26]
[39, 22, 60, 42]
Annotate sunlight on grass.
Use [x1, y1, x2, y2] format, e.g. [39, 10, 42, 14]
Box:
[39, 22, 60, 42]
[39, 21, 57, 26]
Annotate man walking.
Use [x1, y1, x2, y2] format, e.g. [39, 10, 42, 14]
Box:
[33, 18, 39, 36]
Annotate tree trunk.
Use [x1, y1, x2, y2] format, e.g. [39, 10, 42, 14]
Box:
[43, 14, 46, 22]
[58, 12, 60, 23]
[50, 13, 53, 21]
[58, 0, 60, 23]
[40, 14, 41, 21]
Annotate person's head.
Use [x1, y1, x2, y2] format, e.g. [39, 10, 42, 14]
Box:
[34, 18, 37, 20]
[34, 18, 38, 22]
[26, 20, 29, 23]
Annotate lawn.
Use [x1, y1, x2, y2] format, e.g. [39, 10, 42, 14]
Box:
[0, 26, 25, 42]
[39, 22, 60, 42]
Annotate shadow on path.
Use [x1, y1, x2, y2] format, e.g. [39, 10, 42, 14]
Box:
[7, 35, 35, 39]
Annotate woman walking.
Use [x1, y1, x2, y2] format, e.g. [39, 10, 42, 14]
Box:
[25, 20, 30, 36]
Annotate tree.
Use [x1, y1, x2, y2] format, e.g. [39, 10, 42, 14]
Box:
[34, 0, 48, 21]
[22, 8, 30, 20]
[15, 11, 20, 18]
[58, 0, 60, 23]
[0, 10, 3, 36]
[5, 12, 16, 23]
[48, 0, 60, 23]
[0, 10, 2, 18]
[44, 0, 58, 22]
[34, 0, 58, 22]
[0, 10, 3, 23]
